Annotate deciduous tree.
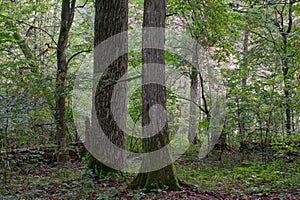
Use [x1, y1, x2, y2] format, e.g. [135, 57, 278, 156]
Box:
[55, 0, 76, 162]
[92, 0, 128, 172]
[130, 0, 180, 191]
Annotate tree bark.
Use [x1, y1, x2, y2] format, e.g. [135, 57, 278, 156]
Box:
[130, 0, 180, 191]
[188, 46, 199, 144]
[55, 0, 76, 162]
[93, 0, 128, 172]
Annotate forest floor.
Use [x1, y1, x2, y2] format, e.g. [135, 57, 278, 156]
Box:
[0, 147, 299, 200]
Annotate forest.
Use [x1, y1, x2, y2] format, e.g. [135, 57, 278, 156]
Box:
[0, 0, 300, 199]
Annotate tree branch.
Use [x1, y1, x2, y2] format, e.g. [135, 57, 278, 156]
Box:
[0, 14, 57, 46]
[286, 0, 293, 34]
[76, 0, 89, 8]
[166, 12, 178, 17]
[13, 32, 39, 73]
[67, 49, 92, 66]
[68, 0, 77, 28]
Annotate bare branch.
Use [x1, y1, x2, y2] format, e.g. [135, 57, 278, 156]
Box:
[286, 0, 293, 34]
[76, 0, 89, 8]
[67, 49, 92, 66]
[166, 12, 178, 17]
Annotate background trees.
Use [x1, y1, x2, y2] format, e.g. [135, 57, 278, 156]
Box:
[0, 0, 93, 167]
[223, 0, 300, 155]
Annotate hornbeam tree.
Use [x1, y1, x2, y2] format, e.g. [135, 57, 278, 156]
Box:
[55, 0, 76, 162]
[130, 0, 180, 191]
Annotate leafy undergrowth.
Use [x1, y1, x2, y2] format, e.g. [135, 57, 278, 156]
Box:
[177, 159, 300, 199]
[0, 159, 214, 200]
[1, 151, 299, 199]
[177, 145, 300, 199]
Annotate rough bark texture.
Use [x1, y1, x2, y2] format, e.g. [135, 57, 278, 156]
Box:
[55, 0, 76, 162]
[93, 0, 128, 172]
[130, 0, 180, 191]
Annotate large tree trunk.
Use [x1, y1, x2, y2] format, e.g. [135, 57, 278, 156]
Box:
[55, 0, 76, 162]
[92, 0, 128, 172]
[130, 0, 180, 191]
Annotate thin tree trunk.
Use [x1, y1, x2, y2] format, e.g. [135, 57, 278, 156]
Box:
[55, 0, 76, 162]
[239, 29, 249, 151]
[189, 61, 198, 144]
[274, 1, 293, 134]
